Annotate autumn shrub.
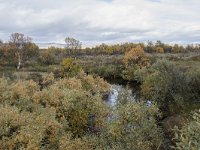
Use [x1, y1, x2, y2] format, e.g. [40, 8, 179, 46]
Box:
[173, 110, 200, 150]
[0, 78, 11, 103]
[98, 89, 163, 150]
[0, 78, 41, 106]
[10, 80, 40, 102]
[62, 90, 108, 136]
[0, 76, 109, 149]
[2, 72, 188, 149]
[38, 49, 56, 65]
[32, 74, 109, 137]
[155, 47, 164, 53]
[141, 60, 193, 116]
[77, 71, 110, 95]
[139, 59, 200, 116]
[89, 65, 123, 79]
[0, 104, 62, 150]
[123, 45, 149, 67]
[40, 72, 55, 88]
[32, 76, 109, 137]
[25, 72, 43, 83]
[122, 46, 150, 81]
[59, 134, 97, 150]
[48, 71, 110, 95]
[134, 66, 154, 83]
[122, 65, 140, 81]
[57, 58, 81, 78]
[186, 69, 200, 103]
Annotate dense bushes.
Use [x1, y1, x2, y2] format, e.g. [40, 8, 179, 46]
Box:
[0, 72, 166, 149]
[100, 90, 163, 150]
[121, 46, 150, 81]
[0, 72, 111, 148]
[173, 110, 200, 149]
[0, 102, 61, 149]
[140, 60, 200, 116]
[38, 49, 56, 65]
[56, 58, 81, 78]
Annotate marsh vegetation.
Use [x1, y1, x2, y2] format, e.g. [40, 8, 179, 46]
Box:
[0, 34, 200, 149]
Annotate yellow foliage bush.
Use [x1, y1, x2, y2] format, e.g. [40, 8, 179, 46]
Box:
[78, 72, 110, 95]
[58, 58, 81, 78]
[11, 80, 39, 101]
[0, 105, 61, 149]
[0, 75, 166, 150]
[155, 47, 164, 53]
[123, 45, 149, 67]
[32, 75, 110, 137]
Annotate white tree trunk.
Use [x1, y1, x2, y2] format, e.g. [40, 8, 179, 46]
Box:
[17, 54, 21, 69]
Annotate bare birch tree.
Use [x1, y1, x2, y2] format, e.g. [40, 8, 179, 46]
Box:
[9, 33, 38, 69]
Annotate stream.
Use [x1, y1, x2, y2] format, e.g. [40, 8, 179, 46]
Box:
[106, 84, 122, 107]
[106, 81, 153, 108]
[106, 83, 140, 107]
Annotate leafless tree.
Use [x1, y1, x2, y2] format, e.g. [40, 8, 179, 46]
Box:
[9, 33, 32, 69]
[65, 37, 82, 54]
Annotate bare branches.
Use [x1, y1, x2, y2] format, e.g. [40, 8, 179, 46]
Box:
[9, 33, 37, 69]
[65, 37, 82, 51]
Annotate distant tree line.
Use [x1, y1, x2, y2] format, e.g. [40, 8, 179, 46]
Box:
[89, 40, 200, 55]
[1, 33, 200, 68]
[46, 40, 200, 56]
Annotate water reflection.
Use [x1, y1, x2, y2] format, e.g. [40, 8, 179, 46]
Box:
[107, 85, 122, 106]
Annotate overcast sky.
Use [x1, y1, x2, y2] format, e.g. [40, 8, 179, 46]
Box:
[0, 0, 200, 47]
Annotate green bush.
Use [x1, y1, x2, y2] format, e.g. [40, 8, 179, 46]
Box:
[141, 59, 199, 116]
[98, 89, 164, 150]
[57, 58, 81, 78]
[173, 110, 200, 150]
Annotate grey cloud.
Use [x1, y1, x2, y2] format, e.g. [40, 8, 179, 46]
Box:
[0, 0, 200, 46]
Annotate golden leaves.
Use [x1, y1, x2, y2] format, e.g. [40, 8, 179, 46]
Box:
[123, 45, 149, 68]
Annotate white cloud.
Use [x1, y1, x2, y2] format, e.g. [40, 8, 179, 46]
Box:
[0, 0, 200, 46]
